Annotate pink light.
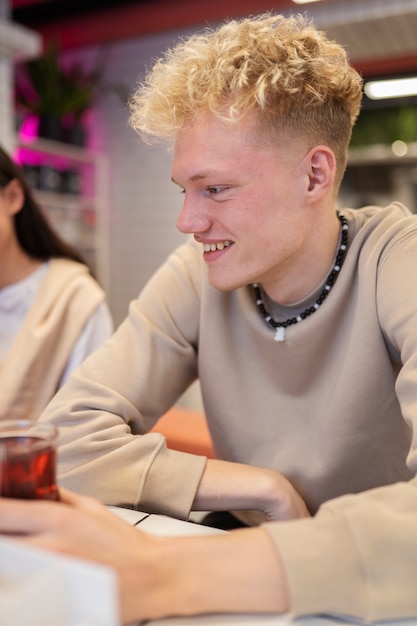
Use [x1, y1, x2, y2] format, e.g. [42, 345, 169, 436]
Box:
[19, 114, 40, 142]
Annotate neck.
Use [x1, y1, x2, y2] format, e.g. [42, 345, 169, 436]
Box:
[262, 210, 342, 305]
[253, 211, 348, 342]
[0, 246, 42, 290]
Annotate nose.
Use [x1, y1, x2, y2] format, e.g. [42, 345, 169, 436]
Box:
[176, 193, 211, 235]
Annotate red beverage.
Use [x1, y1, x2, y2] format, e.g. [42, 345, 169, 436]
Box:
[0, 435, 58, 500]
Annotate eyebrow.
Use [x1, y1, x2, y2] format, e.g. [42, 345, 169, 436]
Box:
[171, 170, 222, 186]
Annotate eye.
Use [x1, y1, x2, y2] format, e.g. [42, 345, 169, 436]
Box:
[206, 186, 230, 197]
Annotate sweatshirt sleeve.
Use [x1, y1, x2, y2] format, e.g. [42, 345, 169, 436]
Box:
[40, 240, 207, 519]
[263, 478, 417, 622]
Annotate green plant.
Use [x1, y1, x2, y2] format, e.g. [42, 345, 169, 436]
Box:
[351, 106, 417, 147]
[15, 42, 128, 143]
[59, 46, 112, 124]
[15, 42, 72, 119]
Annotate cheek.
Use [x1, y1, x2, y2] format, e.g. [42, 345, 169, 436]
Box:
[254, 208, 306, 263]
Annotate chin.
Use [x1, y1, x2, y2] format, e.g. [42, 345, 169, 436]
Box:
[208, 275, 247, 293]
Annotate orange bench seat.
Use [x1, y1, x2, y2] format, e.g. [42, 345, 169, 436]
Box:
[150, 406, 215, 458]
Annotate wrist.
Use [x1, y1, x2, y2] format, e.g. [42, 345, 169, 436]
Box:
[155, 529, 289, 617]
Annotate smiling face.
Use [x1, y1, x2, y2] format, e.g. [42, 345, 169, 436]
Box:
[172, 110, 337, 303]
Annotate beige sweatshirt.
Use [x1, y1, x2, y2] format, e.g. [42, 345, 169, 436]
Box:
[0, 259, 107, 419]
[41, 203, 417, 621]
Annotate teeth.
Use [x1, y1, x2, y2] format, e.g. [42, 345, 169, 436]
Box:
[203, 240, 232, 252]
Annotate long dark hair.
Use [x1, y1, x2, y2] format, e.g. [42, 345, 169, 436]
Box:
[0, 144, 88, 266]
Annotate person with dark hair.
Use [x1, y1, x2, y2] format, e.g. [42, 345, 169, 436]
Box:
[0, 145, 113, 419]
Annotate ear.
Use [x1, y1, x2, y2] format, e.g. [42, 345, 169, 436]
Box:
[305, 146, 336, 200]
[3, 178, 25, 216]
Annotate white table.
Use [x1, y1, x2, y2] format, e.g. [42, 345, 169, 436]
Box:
[107, 506, 225, 537]
[108, 507, 417, 626]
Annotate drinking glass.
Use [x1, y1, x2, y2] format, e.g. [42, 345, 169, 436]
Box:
[0, 420, 58, 500]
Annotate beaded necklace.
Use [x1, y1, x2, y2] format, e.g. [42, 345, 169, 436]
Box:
[253, 212, 348, 342]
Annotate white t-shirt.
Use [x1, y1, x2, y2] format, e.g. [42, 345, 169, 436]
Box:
[0, 262, 113, 387]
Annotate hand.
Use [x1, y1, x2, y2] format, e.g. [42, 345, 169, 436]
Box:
[193, 459, 310, 522]
[0, 489, 161, 624]
[0, 488, 289, 622]
[261, 469, 310, 522]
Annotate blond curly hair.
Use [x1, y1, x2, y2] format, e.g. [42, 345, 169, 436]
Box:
[129, 13, 363, 184]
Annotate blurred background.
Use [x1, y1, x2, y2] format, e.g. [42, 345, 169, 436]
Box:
[2, 0, 417, 329]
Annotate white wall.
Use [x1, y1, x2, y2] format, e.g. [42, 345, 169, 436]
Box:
[66, 29, 195, 328]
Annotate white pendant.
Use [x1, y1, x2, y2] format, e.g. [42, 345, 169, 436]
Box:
[274, 326, 285, 342]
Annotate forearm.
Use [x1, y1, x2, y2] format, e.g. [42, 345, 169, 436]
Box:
[193, 459, 274, 509]
[136, 527, 289, 621]
[192, 459, 310, 521]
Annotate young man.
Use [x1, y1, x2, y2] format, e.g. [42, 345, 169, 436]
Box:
[3, 12, 417, 623]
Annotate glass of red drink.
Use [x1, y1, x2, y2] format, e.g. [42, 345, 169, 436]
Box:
[0, 420, 58, 500]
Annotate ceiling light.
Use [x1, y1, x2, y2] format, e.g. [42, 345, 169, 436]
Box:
[292, 0, 323, 4]
[391, 140, 408, 157]
[364, 77, 417, 100]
